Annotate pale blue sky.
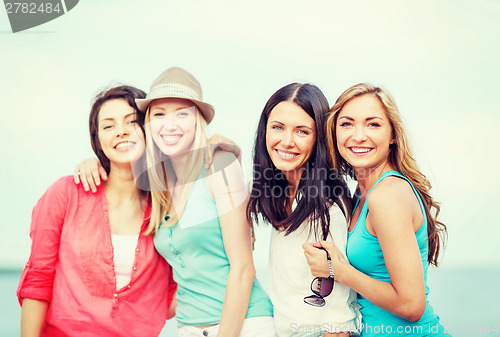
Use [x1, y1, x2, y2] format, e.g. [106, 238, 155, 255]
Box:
[1, 0, 499, 272]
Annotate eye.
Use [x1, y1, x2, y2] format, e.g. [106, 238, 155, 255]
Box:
[102, 125, 112, 130]
[177, 111, 189, 117]
[130, 119, 138, 125]
[368, 122, 381, 127]
[297, 129, 309, 135]
[271, 125, 283, 131]
[153, 111, 165, 118]
[339, 121, 352, 127]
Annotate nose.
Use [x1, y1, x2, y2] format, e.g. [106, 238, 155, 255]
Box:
[163, 113, 177, 131]
[280, 131, 295, 148]
[351, 125, 367, 142]
[115, 123, 131, 137]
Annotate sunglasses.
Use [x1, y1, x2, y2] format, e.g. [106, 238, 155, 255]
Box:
[303, 247, 335, 307]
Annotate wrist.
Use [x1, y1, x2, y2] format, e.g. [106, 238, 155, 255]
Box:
[334, 261, 351, 284]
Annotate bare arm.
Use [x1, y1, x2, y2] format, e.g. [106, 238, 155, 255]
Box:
[21, 298, 49, 337]
[304, 179, 426, 322]
[207, 152, 255, 337]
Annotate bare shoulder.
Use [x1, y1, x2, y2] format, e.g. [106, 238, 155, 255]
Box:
[367, 176, 416, 210]
[207, 151, 246, 195]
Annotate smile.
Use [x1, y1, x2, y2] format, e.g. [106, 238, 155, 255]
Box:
[349, 147, 372, 155]
[114, 141, 136, 151]
[161, 134, 182, 145]
[275, 149, 299, 160]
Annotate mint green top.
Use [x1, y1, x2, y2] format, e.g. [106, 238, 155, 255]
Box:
[154, 173, 273, 327]
[347, 171, 450, 336]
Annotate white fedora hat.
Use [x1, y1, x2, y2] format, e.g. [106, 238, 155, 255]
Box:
[136, 67, 214, 124]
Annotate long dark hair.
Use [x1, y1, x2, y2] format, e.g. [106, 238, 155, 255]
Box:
[246, 83, 352, 240]
[89, 85, 147, 174]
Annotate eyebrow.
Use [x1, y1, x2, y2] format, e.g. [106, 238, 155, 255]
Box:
[338, 116, 383, 121]
[269, 120, 315, 131]
[151, 105, 195, 112]
[99, 113, 136, 122]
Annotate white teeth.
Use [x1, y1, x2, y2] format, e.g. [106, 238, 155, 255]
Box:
[351, 147, 371, 153]
[162, 135, 181, 142]
[277, 150, 297, 158]
[115, 142, 134, 150]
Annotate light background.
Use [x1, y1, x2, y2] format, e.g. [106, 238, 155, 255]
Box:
[0, 0, 499, 333]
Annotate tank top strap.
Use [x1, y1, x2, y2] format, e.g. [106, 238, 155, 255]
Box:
[352, 170, 427, 236]
[354, 170, 402, 218]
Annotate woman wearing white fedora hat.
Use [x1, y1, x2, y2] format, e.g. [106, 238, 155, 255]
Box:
[74, 67, 276, 337]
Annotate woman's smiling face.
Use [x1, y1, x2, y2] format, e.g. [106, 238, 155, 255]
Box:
[266, 101, 316, 181]
[148, 98, 197, 157]
[97, 98, 145, 167]
[336, 94, 394, 173]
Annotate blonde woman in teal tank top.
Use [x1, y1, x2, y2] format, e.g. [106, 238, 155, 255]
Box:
[142, 68, 275, 337]
[303, 83, 451, 336]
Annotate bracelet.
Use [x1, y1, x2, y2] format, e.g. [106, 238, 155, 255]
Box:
[325, 250, 335, 279]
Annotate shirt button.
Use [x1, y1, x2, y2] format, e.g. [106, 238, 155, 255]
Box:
[113, 293, 118, 298]
[133, 266, 137, 271]
[127, 285, 131, 289]
[203, 330, 208, 336]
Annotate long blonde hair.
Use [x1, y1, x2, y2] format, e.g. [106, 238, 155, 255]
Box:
[144, 107, 208, 235]
[326, 83, 447, 266]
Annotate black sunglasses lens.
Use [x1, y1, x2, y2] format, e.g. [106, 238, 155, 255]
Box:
[311, 277, 334, 297]
[303, 294, 326, 307]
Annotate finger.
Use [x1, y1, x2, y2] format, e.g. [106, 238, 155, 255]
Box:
[302, 242, 316, 253]
[86, 171, 97, 193]
[217, 143, 241, 160]
[210, 142, 220, 165]
[91, 165, 101, 187]
[80, 172, 90, 192]
[204, 144, 214, 169]
[98, 165, 108, 181]
[319, 240, 336, 250]
[73, 167, 80, 184]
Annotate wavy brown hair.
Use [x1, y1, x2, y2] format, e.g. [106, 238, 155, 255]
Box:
[326, 83, 447, 266]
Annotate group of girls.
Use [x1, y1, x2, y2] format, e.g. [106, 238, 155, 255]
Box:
[18, 66, 451, 337]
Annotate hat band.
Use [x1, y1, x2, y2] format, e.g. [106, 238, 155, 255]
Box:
[146, 83, 201, 101]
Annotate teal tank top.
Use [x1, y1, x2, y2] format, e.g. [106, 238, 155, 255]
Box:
[347, 171, 450, 336]
[154, 172, 273, 327]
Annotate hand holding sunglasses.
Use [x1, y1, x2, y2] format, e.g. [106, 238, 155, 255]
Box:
[303, 247, 335, 307]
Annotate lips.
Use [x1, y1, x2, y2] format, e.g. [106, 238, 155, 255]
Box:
[275, 149, 299, 160]
[114, 141, 136, 151]
[161, 134, 182, 145]
[349, 146, 372, 155]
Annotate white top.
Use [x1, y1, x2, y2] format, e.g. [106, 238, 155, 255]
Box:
[268, 202, 360, 337]
[111, 234, 139, 290]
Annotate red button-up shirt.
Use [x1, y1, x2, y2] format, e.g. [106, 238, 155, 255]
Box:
[17, 176, 176, 337]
